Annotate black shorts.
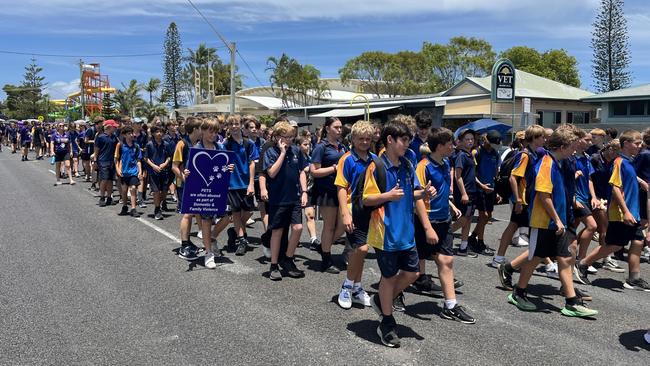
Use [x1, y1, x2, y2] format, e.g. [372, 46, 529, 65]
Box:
[120, 175, 140, 187]
[414, 219, 454, 259]
[72, 151, 79, 158]
[80, 153, 91, 161]
[166, 170, 176, 187]
[97, 161, 115, 181]
[54, 151, 70, 162]
[509, 204, 529, 227]
[311, 188, 339, 207]
[34, 140, 42, 148]
[605, 221, 644, 246]
[573, 204, 592, 219]
[454, 192, 476, 218]
[375, 246, 419, 278]
[268, 204, 302, 230]
[21, 141, 30, 148]
[227, 189, 255, 213]
[254, 179, 261, 201]
[476, 191, 496, 213]
[640, 190, 647, 220]
[529, 228, 573, 259]
[11, 138, 17, 144]
[347, 228, 368, 249]
[148, 173, 169, 192]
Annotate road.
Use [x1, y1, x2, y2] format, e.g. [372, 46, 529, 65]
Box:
[0, 154, 648, 365]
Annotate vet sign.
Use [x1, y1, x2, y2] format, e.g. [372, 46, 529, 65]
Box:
[491, 59, 516, 102]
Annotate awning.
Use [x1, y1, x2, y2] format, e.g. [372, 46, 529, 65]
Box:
[310, 106, 400, 118]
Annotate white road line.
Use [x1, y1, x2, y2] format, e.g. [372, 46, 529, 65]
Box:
[136, 217, 179, 242]
[48, 169, 56, 175]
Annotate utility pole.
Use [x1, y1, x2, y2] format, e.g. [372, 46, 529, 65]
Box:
[229, 42, 236, 115]
[79, 59, 85, 119]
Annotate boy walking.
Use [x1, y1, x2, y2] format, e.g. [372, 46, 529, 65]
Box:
[115, 126, 142, 217]
[145, 126, 172, 220]
[95, 119, 119, 207]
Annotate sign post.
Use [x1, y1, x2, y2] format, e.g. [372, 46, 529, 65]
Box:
[180, 148, 233, 215]
[490, 58, 516, 138]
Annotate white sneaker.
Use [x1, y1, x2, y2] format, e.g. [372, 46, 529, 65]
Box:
[546, 262, 559, 279]
[491, 257, 506, 269]
[338, 285, 353, 309]
[352, 288, 372, 307]
[246, 218, 255, 226]
[197, 231, 203, 239]
[205, 252, 216, 269]
[262, 246, 271, 259]
[587, 265, 598, 274]
[517, 234, 529, 247]
[602, 256, 625, 273]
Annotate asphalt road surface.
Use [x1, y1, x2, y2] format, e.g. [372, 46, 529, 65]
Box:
[0, 154, 648, 365]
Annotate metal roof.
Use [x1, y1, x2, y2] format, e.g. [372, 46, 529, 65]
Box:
[310, 106, 400, 118]
[581, 83, 650, 102]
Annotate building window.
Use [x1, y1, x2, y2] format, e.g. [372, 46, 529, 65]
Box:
[538, 110, 562, 124]
[611, 102, 628, 116]
[568, 111, 591, 124]
[630, 100, 647, 116]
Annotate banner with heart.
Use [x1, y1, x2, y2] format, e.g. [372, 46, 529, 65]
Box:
[180, 147, 234, 215]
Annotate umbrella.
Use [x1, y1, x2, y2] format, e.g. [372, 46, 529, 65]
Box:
[454, 118, 512, 139]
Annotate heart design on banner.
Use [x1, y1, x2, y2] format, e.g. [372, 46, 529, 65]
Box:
[192, 151, 230, 187]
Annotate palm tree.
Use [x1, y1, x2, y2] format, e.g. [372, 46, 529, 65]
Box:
[142, 78, 161, 106]
[113, 79, 144, 117]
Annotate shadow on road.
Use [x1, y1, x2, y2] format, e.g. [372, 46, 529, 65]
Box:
[619, 329, 650, 352]
[347, 320, 424, 345]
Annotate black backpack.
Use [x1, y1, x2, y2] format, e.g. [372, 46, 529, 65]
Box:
[351, 156, 413, 232]
[494, 150, 519, 201]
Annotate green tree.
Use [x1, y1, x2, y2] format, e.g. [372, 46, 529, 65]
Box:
[338, 51, 395, 97]
[500, 46, 581, 87]
[183, 43, 242, 103]
[422, 37, 496, 90]
[267, 53, 329, 107]
[591, 0, 631, 92]
[163, 22, 184, 108]
[102, 93, 116, 120]
[113, 80, 145, 117]
[142, 78, 161, 106]
[21, 57, 47, 117]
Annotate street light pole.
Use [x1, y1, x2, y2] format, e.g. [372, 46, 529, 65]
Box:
[230, 42, 236, 115]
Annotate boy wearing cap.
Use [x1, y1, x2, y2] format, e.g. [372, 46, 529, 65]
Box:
[95, 119, 119, 206]
[145, 126, 172, 220]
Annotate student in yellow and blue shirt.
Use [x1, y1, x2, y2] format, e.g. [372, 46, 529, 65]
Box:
[334, 121, 377, 310]
[507, 128, 598, 318]
[362, 119, 434, 348]
[576, 129, 650, 291]
[414, 127, 475, 324]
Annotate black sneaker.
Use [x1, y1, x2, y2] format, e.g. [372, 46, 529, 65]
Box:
[178, 244, 199, 261]
[377, 322, 400, 348]
[623, 277, 650, 291]
[235, 238, 247, 256]
[412, 274, 443, 294]
[320, 255, 340, 274]
[269, 266, 282, 281]
[227, 227, 237, 251]
[310, 237, 322, 251]
[497, 263, 514, 291]
[573, 263, 591, 285]
[105, 197, 113, 206]
[118, 205, 129, 216]
[162, 202, 169, 212]
[560, 286, 593, 301]
[130, 208, 140, 218]
[454, 278, 465, 289]
[456, 247, 478, 258]
[281, 259, 305, 278]
[392, 292, 406, 312]
[440, 304, 476, 324]
[154, 210, 163, 220]
[99, 197, 106, 207]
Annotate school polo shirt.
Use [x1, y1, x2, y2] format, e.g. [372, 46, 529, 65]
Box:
[263, 145, 308, 206]
[454, 149, 477, 194]
[223, 137, 259, 190]
[416, 156, 452, 222]
[145, 140, 171, 174]
[608, 155, 640, 222]
[52, 131, 70, 153]
[69, 130, 80, 153]
[362, 154, 417, 252]
[311, 140, 347, 194]
[115, 141, 142, 177]
[590, 152, 613, 200]
[633, 148, 650, 184]
[529, 153, 567, 230]
[95, 133, 118, 163]
[510, 147, 539, 204]
[334, 149, 376, 206]
[575, 153, 595, 205]
[84, 127, 96, 154]
[475, 146, 499, 187]
[19, 126, 32, 142]
[409, 135, 426, 161]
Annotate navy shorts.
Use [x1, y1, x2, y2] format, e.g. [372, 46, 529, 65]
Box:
[530, 228, 573, 259]
[573, 204, 592, 219]
[268, 204, 302, 230]
[227, 189, 255, 213]
[347, 228, 368, 249]
[454, 192, 476, 218]
[311, 188, 339, 207]
[414, 219, 454, 259]
[54, 151, 70, 163]
[640, 190, 647, 220]
[606, 221, 643, 246]
[120, 175, 140, 187]
[375, 246, 419, 278]
[80, 153, 91, 161]
[476, 191, 496, 213]
[148, 173, 169, 192]
[97, 161, 115, 181]
[176, 186, 184, 211]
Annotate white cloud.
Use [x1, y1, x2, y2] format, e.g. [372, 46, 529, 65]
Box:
[44, 79, 80, 99]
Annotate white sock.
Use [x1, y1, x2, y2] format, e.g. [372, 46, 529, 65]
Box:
[460, 241, 468, 250]
[310, 236, 318, 243]
[353, 282, 362, 292]
[343, 278, 354, 288]
[545, 262, 555, 271]
[444, 299, 457, 309]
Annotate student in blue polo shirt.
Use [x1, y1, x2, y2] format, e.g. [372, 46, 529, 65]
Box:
[508, 128, 598, 317]
[95, 119, 119, 207]
[334, 120, 377, 310]
[362, 119, 433, 348]
[452, 128, 478, 257]
[414, 127, 475, 324]
[115, 126, 142, 217]
[409, 110, 433, 161]
[18, 121, 32, 161]
[133, 120, 149, 208]
[576, 129, 650, 291]
[263, 121, 309, 281]
[310, 117, 347, 273]
[572, 132, 599, 262]
[221, 115, 258, 256]
[145, 126, 171, 220]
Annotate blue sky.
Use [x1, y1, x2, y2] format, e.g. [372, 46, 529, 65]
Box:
[1, 0, 649, 101]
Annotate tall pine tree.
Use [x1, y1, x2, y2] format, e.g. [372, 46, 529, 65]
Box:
[591, 0, 631, 92]
[102, 93, 115, 120]
[163, 22, 183, 109]
[22, 57, 46, 117]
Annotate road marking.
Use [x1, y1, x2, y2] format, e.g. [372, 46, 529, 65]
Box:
[136, 217, 179, 242]
[48, 169, 56, 175]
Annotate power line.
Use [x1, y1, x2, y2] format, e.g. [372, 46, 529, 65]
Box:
[0, 50, 164, 58]
[185, 0, 265, 87]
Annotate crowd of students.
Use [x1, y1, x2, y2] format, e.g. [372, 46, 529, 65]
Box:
[2, 112, 649, 348]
